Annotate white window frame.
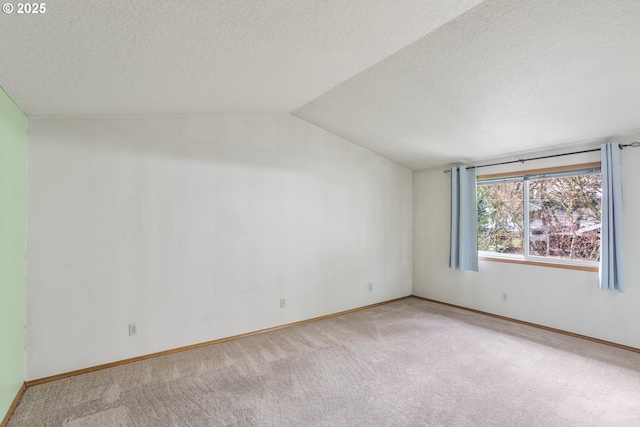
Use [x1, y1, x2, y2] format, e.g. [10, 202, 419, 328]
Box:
[477, 163, 601, 272]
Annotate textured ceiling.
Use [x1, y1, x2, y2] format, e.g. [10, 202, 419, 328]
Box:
[2, 0, 640, 170]
[0, 0, 482, 117]
[295, 0, 640, 169]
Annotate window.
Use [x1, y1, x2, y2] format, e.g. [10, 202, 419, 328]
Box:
[477, 163, 601, 269]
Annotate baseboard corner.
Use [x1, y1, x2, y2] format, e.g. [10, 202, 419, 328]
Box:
[1, 382, 26, 427]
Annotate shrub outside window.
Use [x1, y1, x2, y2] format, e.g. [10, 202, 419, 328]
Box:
[477, 165, 601, 267]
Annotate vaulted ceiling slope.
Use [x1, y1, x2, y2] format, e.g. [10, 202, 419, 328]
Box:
[0, 0, 482, 116]
[2, 1, 640, 170]
[295, 0, 640, 170]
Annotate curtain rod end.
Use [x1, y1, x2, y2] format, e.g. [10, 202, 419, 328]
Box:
[619, 142, 640, 149]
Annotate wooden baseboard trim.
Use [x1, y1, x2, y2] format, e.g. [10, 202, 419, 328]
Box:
[26, 296, 411, 387]
[412, 295, 640, 354]
[1, 382, 26, 427]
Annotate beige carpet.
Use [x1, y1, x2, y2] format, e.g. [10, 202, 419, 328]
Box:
[8, 298, 640, 426]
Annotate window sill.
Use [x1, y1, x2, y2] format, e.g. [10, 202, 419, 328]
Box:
[478, 255, 598, 272]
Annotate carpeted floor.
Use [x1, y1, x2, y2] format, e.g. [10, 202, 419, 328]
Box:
[8, 298, 640, 426]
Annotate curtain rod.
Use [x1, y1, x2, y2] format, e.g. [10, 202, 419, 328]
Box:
[444, 142, 640, 173]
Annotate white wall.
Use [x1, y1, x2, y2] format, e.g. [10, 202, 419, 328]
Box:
[413, 135, 640, 349]
[26, 114, 412, 380]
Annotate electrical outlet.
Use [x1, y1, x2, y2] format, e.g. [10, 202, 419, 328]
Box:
[368, 283, 373, 291]
[280, 298, 286, 309]
[501, 293, 508, 302]
[129, 323, 137, 336]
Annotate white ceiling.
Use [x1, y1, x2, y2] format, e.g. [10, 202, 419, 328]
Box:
[2, 0, 640, 170]
[295, 0, 640, 169]
[0, 0, 482, 116]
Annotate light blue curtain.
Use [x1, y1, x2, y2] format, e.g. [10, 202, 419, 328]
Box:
[599, 143, 624, 292]
[450, 166, 478, 272]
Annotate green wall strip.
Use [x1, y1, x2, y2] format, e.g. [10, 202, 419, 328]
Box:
[0, 87, 28, 419]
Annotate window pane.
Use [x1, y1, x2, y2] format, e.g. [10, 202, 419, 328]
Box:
[477, 181, 524, 254]
[528, 174, 601, 261]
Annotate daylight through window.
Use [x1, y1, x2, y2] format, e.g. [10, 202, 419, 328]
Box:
[477, 165, 602, 266]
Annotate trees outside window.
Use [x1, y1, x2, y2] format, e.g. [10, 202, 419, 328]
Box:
[478, 167, 601, 265]
[477, 181, 523, 255]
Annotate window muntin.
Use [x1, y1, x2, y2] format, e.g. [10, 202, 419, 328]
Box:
[478, 166, 601, 266]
